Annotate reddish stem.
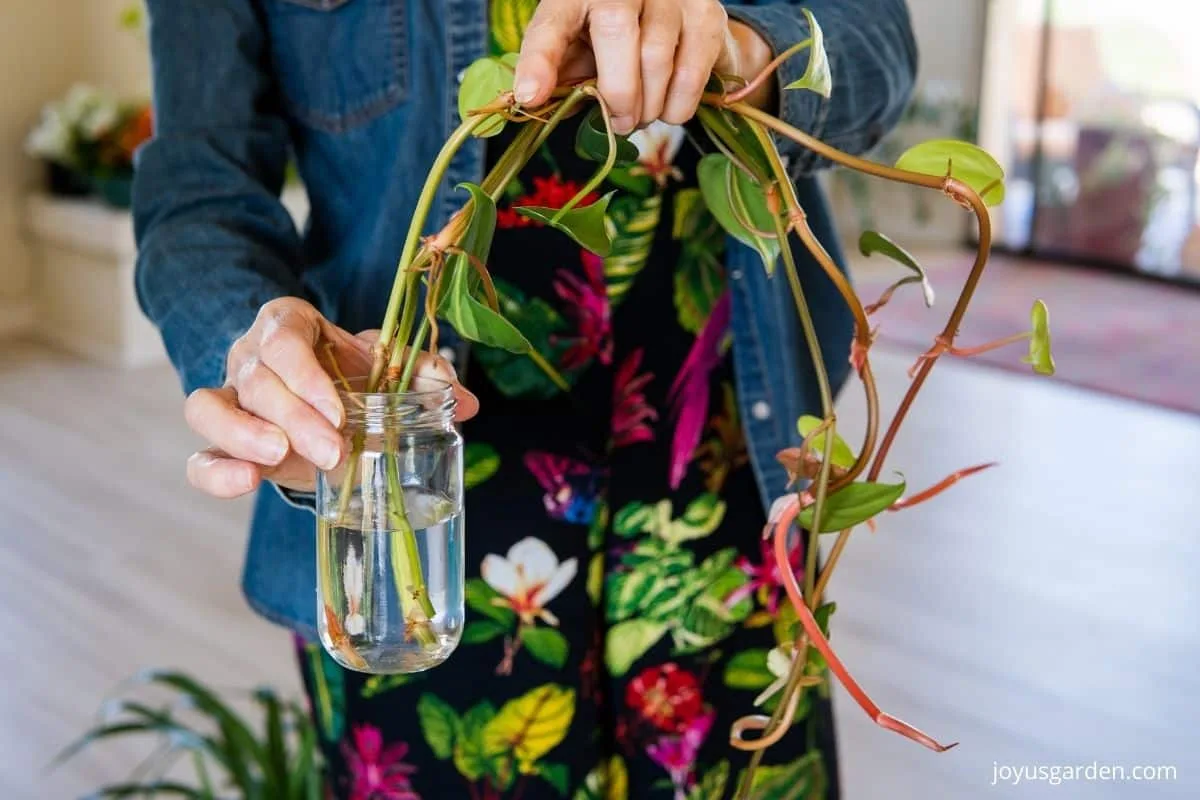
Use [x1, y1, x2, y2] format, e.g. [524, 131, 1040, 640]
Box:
[725, 38, 813, 105]
[890, 462, 998, 511]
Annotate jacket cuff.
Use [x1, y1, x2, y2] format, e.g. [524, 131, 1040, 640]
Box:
[725, 4, 827, 172]
[273, 483, 317, 513]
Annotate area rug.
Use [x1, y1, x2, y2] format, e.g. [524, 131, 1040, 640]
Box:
[844, 248, 1200, 416]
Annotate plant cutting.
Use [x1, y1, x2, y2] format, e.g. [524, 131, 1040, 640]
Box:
[317, 6, 1055, 795]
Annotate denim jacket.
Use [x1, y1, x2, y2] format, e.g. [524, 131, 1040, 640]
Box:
[134, 0, 917, 640]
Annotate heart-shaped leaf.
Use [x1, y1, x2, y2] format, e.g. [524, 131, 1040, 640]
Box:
[416, 693, 460, 760]
[458, 53, 519, 138]
[796, 479, 906, 533]
[575, 105, 640, 166]
[697, 153, 781, 274]
[724, 648, 774, 690]
[1023, 299, 1055, 375]
[858, 231, 935, 307]
[483, 684, 575, 772]
[515, 191, 616, 256]
[784, 9, 832, 98]
[796, 416, 857, 469]
[605, 619, 668, 676]
[464, 442, 501, 490]
[519, 627, 569, 669]
[895, 139, 1006, 206]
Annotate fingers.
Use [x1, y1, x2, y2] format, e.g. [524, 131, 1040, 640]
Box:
[515, 0, 587, 106]
[662, 1, 727, 124]
[254, 302, 345, 428]
[184, 385, 289, 465]
[232, 356, 343, 471]
[187, 448, 261, 499]
[638, 0, 682, 125]
[588, 1, 643, 134]
[404, 348, 481, 423]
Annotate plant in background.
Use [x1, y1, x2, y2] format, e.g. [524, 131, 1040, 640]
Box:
[333, 6, 1058, 795]
[54, 670, 325, 799]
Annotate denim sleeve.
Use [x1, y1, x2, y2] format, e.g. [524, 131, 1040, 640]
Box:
[725, 0, 919, 174]
[133, 0, 306, 396]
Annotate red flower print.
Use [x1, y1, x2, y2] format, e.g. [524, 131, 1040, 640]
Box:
[612, 349, 657, 448]
[552, 251, 612, 370]
[341, 724, 420, 800]
[725, 531, 804, 616]
[646, 709, 716, 800]
[625, 662, 703, 733]
[496, 176, 601, 228]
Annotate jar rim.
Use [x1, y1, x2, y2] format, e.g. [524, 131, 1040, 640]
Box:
[335, 375, 455, 401]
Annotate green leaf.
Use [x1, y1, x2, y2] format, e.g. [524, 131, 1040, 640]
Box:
[587, 552, 604, 607]
[697, 153, 781, 274]
[784, 9, 832, 97]
[605, 619, 668, 676]
[673, 190, 727, 334]
[696, 565, 752, 624]
[796, 480, 906, 533]
[663, 493, 726, 544]
[858, 230, 935, 307]
[695, 106, 773, 180]
[612, 501, 655, 537]
[466, 578, 516, 626]
[807, 602, 838, 674]
[464, 442, 501, 490]
[604, 193, 661, 306]
[1023, 299, 1055, 375]
[463, 619, 508, 644]
[895, 139, 1006, 206]
[306, 644, 345, 741]
[491, 0, 537, 54]
[739, 752, 827, 800]
[606, 166, 655, 197]
[539, 761, 572, 796]
[606, 564, 659, 623]
[417, 693, 460, 760]
[575, 105, 640, 166]
[454, 701, 498, 782]
[516, 192, 616, 256]
[689, 761, 731, 800]
[724, 649, 775, 690]
[520, 627, 569, 668]
[475, 280, 577, 398]
[483, 684, 576, 773]
[796, 416, 857, 469]
[458, 53, 519, 138]
[574, 755, 628, 800]
[361, 672, 417, 699]
[84, 783, 207, 799]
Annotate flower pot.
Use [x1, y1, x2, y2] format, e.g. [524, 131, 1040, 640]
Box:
[92, 174, 133, 209]
[45, 162, 92, 198]
[316, 377, 465, 674]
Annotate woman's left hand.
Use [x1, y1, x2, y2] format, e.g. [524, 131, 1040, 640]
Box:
[513, 0, 776, 135]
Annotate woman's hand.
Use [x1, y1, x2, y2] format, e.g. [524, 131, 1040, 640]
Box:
[513, 0, 776, 135]
[183, 297, 479, 499]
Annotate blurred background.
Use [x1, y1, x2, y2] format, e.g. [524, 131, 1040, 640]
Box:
[1, 1, 1197, 798]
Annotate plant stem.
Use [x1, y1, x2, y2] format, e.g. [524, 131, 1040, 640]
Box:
[724, 37, 812, 105]
[550, 88, 613, 222]
[385, 454, 438, 645]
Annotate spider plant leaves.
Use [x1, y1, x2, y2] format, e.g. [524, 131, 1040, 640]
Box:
[783, 9, 832, 98]
[697, 153, 781, 274]
[894, 139, 1006, 206]
[796, 479, 906, 533]
[458, 53, 519, 138]
[438, 183, 530, 353]
[796, 416, 857, 469]
[515, 191, 616, 256]
[1023, 299, 1056, 375]
[575, 105, 640, 166]
[858, 231, 936, 307]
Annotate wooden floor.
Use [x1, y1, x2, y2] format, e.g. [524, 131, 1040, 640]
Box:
[2, 338, 1198, 798]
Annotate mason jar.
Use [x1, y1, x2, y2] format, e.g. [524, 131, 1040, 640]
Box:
[316, 376, 464, 673]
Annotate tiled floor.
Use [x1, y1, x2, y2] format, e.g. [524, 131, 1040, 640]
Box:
[2, 339, 1197, 798]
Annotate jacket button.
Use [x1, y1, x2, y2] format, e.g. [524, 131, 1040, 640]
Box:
[730, 268, 743, 281]
[751, 401, 771, 420]
[438, 347, 456, 364]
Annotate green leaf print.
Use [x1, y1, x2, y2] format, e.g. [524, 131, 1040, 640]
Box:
[454, 701, 500, 783]
[587, 552, 604, 607]
[612, 500, 656, 538]
[603, 193, 661, 306]
[475, 279, 580, 398]
[662, 493, 727, 545]
[605, 618, 668, 676]
[737, 752, 827, 800]
[520, 626, 570, 668]
[574, 755, 629, 800]
[361, 672, 419, 699]
[463, 619, 508, 644]
[723, 649, 774, 691]
[688, 760, 731, 800]
[588, 499, 608, 550]
[672, 188, 726, 334]
[483, 684, 576, 774]
[464, 442, 501, 490]
[417, 693, 461, 760]
[673, 566, 749, 654]
[305, 643, 344, 744]
[490, 0, 538, 54]
[466, 577, 517, 626]
[539, 760, 571, 796]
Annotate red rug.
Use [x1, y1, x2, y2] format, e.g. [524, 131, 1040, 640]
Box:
[846, 249, 1200, 416]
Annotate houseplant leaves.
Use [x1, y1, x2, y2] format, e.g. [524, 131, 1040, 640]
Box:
[858, 230, 936, 307]
[516, 191, 616, 256]
[459, 53, 519, 138]
[796, 479, 906, 533]
[1024, 299, 1055, 375]
[895, 139, 1006, 206]
[784, 9, 832, 98]
[697, 153, 781, 274]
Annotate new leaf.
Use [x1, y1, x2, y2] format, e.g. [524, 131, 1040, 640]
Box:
[895, 139, 1006, 206]
[796, 480, 906, 533]
[1023, 299, 1055, 375]
[784, 9, 832, 98]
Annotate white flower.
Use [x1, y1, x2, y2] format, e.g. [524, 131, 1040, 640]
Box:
[754, 645, 796, 707]
[628, 120, 684, 165]
[80, 101, 119, 140]
[62, 84, 103, 123]
[25, 106, 72, 162]
[481, 537, 577, 626]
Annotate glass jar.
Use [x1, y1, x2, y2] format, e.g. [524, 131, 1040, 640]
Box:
[316, 377, 464, 673]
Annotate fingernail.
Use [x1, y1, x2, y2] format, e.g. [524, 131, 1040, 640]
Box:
[315, 399, 342, 429]
[312, 438, 342, 472]
[514, 78, 538, 104]
[263, 432, 289, 464]
[612, 115, 636, 135]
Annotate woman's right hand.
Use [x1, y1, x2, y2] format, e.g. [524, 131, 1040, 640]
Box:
[183, 297, 479, 499]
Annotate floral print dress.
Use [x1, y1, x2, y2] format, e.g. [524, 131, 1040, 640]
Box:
[295, 4, 839, 798]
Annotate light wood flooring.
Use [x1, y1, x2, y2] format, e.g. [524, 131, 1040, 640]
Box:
[2, 339, 1197, 799]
